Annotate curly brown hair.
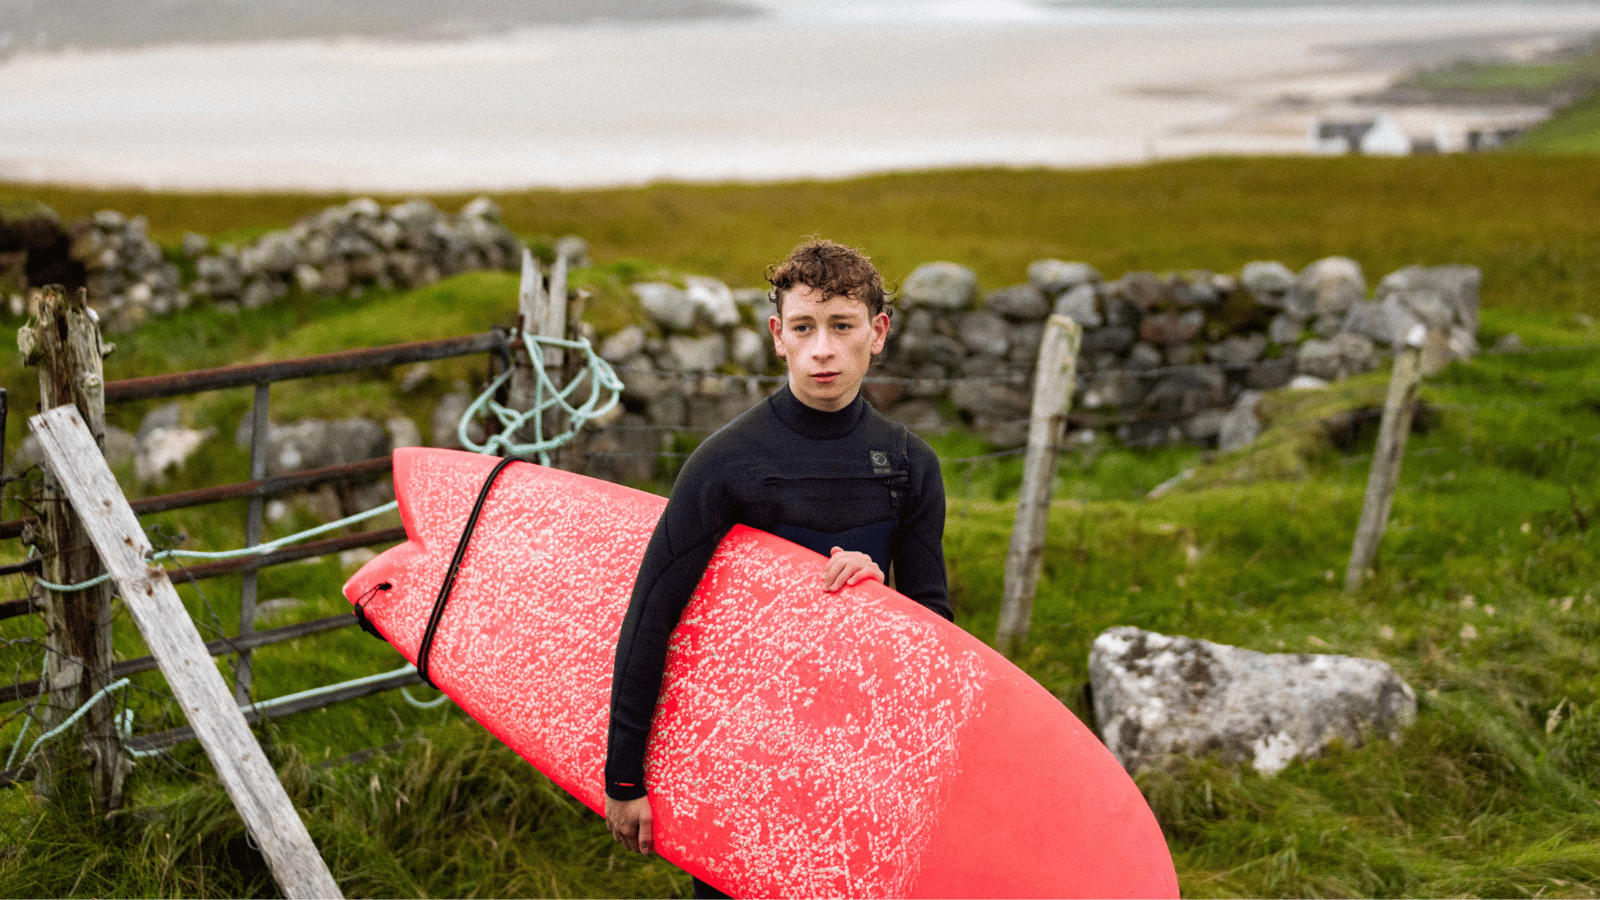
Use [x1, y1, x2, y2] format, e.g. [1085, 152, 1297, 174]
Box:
[766, 238, 890, 319]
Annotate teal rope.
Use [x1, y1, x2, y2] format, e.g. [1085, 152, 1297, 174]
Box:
[30, 500, 402, 593]
[7, 677, 142, 770]
[152, 500, 399, 561]
[458, 331, 623, 465]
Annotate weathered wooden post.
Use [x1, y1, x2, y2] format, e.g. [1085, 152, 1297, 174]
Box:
[508, 250, 584, 468]
[996, 315, 1083, 657]
[17, 286, 130, 809]
[1344, 324, 1427, 594]
[30, 404, 344, 900]
[236, 380, 271, 704]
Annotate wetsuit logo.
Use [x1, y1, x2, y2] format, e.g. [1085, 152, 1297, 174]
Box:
[870, 450, 892, 475]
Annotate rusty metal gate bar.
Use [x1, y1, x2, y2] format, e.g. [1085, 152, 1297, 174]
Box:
[0, 327, 532, 772]
[99, 331, 512, 703]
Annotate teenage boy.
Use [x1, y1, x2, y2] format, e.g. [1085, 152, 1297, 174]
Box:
[604, 239, 952, 898]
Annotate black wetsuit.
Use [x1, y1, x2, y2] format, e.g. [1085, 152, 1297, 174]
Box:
[605, 384, 952, 840]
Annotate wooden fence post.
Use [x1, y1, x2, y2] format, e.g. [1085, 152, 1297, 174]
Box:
[508, 250, 585, 469]
[506, 249, 546, 457]
[17, 286, 129, 810]
[236, 380, 271, 704]
[30, 404, 344, 900]
[1344, 325, 1427, 594]
[996, 315, 1083, 657]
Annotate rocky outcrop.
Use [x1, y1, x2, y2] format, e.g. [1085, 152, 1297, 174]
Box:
[1088, 626, 1417, 775]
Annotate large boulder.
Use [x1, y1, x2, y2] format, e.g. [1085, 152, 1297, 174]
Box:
[136, 425, 216, 485]
[237, 417, 390, 476]
[1216, 390, 1264, 452]
[664, 333, 728, 373]
[1296, 332, 1378, 381]
[1089, 626, 1417, 775]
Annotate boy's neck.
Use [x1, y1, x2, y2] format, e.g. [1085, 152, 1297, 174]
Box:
[771, 385, 866, 441]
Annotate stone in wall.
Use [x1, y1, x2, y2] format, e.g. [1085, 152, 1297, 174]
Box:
[901, 261, 978, 310]
[1052, 283, 1103, 329]
[1240, 260, 1298, 311]
[984, 283, 1050, 320]
[192, 197, 521, 311]
[1027, 259, 1101, 297]
[1298, 256, 1365, 320]
[71, 210, 187, 332]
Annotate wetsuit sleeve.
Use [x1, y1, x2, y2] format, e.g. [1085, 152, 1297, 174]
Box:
[892, 434, 953, 622]
[605, 444, 736, 801]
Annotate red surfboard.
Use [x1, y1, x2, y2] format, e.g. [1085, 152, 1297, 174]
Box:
[343, 448, 1177, 898]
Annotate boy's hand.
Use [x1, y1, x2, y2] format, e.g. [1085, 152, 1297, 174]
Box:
[824, 546, 884, 592]
[607, 795, 655, 854]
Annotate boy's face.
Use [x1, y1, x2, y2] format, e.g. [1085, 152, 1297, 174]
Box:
[768, 284, 890, 412]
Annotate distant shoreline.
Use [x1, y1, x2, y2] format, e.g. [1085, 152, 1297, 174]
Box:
[0, 0, 763, 60]
[1, 3, 1596, 192]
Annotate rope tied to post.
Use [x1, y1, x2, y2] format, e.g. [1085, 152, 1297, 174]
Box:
[457, 329, 624, 465]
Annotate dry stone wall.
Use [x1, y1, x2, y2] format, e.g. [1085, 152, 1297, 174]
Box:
[594, 256, 1481, 472]
[4, 196, 1482, 483]
[4, 196, 538, 333]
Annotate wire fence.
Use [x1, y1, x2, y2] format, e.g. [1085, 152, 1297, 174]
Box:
[2, 336, 1594, 785]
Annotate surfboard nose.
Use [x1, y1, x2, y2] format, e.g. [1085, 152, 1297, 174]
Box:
[341, 542, 411, 609]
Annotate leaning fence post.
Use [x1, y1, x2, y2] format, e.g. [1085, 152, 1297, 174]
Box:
[996, 315, 1082, 657]
[29, 404, 343, 900]
[1344, 325, 1427, 594]
[17, 286, 129, 810]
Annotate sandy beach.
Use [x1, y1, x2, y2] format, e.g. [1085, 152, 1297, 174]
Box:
[1, 1, 1597, 191]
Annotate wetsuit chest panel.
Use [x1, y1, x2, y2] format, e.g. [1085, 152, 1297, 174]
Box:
[770, 520, 897, 574]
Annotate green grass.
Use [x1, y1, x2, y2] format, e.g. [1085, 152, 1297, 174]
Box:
[2, 157, 1599, 897]
[1388, 35, 1600, 107]
[1520, 87, 1600, 154]
[6, 155, 1600, 318]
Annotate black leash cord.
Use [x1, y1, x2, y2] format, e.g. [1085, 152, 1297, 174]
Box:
[415, 455, 520, 689]
[353, 581, 392, 639]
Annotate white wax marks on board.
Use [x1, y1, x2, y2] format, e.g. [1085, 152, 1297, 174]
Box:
[386, 454, 661, 792]
[650, 531, 987, 898]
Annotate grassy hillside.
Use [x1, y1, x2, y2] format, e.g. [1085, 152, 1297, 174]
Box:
[5, 154, 1600, 316]
[1520, 88, 1600, 153]
[1, 156, 1598, 898]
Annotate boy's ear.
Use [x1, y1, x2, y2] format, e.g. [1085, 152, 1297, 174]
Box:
[768, 313, 787, 358]
[869, 311, 890, 355]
